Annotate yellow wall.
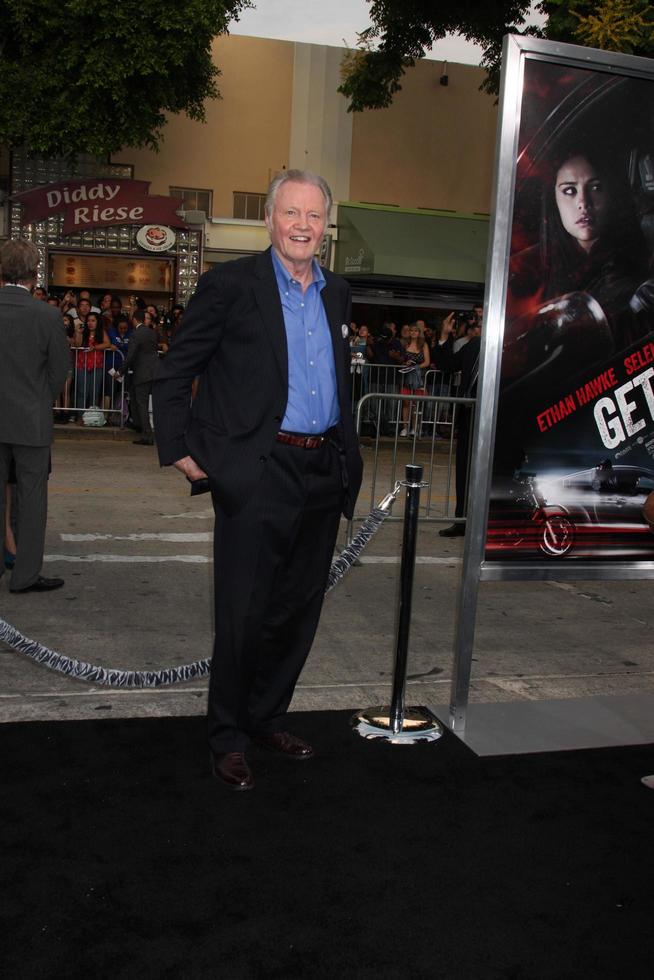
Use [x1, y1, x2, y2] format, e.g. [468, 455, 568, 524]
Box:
[349, 59, 497, 215]
[111, 36, 498, 221]
[112, 36, 295, 218]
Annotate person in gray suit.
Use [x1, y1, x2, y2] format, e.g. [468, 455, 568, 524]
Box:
[121, 308, 159, 445]
[0, 239, 70, 593]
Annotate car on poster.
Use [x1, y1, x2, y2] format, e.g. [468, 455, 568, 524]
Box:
[487, 463, 654, 559]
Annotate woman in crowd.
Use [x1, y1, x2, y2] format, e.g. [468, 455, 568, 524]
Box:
[399, 323, 431, 437]
[53, 313, 77, 422]
[74, 311, 111, 419]
[350, 323, 369, 354]
[60, 290, 77, 316]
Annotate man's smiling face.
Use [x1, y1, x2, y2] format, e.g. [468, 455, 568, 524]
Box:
[266, 180, 327, 272]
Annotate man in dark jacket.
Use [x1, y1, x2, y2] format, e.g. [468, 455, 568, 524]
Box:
[0, 239, 70, 592]
[154, 170, 363, 790]
[122, 309, 159, 445]
[432, 310, 481, 536]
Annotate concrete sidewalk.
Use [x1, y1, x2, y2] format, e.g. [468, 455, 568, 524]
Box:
[2, 430, 654, 743]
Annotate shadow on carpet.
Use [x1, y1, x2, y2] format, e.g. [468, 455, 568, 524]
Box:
[2, 711, 653, 980]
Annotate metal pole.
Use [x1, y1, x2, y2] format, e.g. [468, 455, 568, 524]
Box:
[351, 463, 443, 744]
[389, 463, 423, 734]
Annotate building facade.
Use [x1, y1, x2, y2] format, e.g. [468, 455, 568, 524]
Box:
[1, 34, 498, 318]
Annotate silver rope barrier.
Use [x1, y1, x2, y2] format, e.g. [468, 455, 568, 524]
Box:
[0, 485, 403, 689]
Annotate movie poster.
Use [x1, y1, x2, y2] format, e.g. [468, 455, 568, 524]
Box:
[486, 57, 654, 563]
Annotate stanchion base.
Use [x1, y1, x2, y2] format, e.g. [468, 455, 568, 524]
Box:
[350, 705, 443, 744]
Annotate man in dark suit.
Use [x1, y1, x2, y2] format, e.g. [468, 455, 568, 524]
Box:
[154, 170, 363, 790]
[432, 310, 482, 537]
[121, 308, 159, 445]
[0, 239, 70, 592]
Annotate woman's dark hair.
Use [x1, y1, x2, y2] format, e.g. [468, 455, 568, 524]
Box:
[83, 312, 105, 347]
[540, 141, 648, 299]
[62, 313, 75, 338]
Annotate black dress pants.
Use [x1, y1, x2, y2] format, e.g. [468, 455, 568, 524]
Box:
[208, 437, 344, 753]
[454, 406, 472, 519]
[0, 443, 50, 590]
[133, 381, 154, 440]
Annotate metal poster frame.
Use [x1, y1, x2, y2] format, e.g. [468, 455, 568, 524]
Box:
[449, 35, 654, 732]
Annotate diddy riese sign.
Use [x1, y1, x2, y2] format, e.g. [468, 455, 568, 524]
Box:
[12, 178, 188, 235]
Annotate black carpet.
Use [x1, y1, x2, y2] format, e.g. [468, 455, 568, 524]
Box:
[2, 711, 653, 979]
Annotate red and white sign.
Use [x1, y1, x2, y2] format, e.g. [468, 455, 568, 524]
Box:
[136, 224, 177, 252]
[12, 178, 188, 234]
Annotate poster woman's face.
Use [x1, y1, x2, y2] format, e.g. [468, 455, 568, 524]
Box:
[555, 155, 609, 253]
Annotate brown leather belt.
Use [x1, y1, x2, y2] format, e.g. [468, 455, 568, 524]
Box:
[276, 430, 328, 450]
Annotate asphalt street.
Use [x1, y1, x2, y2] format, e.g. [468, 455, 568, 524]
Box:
[2, 428, 654, 729]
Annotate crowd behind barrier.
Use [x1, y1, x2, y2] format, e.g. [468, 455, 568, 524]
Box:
[350, 389, 476, 528]
[346, 312, 483, 528]
[6, 290, 481, 530]
[36, 288, 186, 429]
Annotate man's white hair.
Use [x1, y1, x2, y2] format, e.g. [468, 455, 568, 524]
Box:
[265, 169, 333, 218]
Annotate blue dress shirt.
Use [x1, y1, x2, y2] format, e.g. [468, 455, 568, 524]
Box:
[272, 249, 339, 434]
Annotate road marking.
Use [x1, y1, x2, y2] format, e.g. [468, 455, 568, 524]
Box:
[45, 554, 212, 563]
[61, 532, 212, 542]
[3, 670, 652, 702]
[44, 552, 461, 564]
[162, 508, 214, 520]
[0, 677, 451, 700]
[359, 556, 461, 564]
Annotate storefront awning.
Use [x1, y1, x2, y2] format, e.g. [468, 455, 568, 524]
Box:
[334, 203, 489, 285]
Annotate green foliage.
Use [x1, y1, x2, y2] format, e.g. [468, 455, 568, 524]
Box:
[338, 0, 654, 109]
[338, 1, 536, 109]
[551, 0, 654, 54]
[0, 0, 250, 158]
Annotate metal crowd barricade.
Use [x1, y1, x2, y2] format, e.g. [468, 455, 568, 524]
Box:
[348, 388, 476, 540]
[421, 368, 461, 440]
[350, 360, 402, 432]
[349, 359, 461, 438]
[59, 348, 127, 428]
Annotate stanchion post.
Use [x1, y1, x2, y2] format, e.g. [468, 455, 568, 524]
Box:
[389, 463, 423, 734]
[351, 463, 443, 744]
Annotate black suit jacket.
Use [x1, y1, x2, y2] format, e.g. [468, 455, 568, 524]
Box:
[153, 248, 363, 518]
[0, 285, 70, 446]
[124, 324, 159, 384]
[432, 335, 480, 397]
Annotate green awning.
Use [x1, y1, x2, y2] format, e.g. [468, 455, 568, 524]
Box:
[334, 203, 489, 284]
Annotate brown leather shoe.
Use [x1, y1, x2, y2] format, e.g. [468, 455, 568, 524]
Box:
[210, 751, 254, 790]
[254, 732, 314, 759]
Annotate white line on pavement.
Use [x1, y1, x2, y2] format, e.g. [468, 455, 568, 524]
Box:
[45, 554, 212, 563]
[359, 556, 461, 564]
[61, 532, 212, 542]
[162, 509, 214, 520]
[0, 678, 450, 700]
[44, 553, 461, 564]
